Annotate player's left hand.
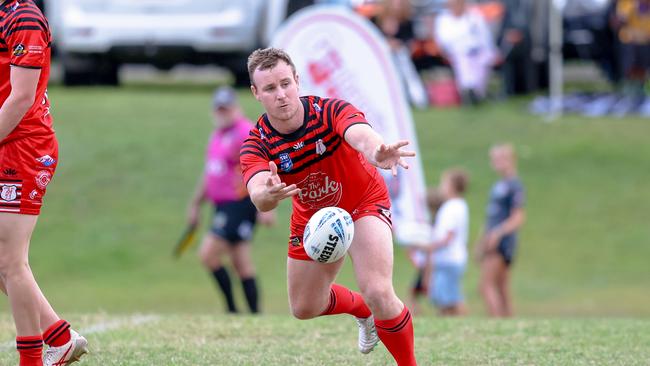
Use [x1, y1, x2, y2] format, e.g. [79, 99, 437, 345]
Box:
[373, 140, 416, 176]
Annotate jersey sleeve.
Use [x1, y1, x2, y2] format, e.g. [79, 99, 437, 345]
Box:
[239, 133, 270, 186]
[327, 99, 369, 137]
[510, 180, 526, 209]
[5, 12, 49, 69]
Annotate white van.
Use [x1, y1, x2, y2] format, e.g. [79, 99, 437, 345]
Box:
[46, 0, 312, 85]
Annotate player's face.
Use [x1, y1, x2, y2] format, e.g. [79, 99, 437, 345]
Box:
[490, 149, 512, 175]
[448, 0, 465, 15]
[251, 61, 301, 124]
[213, 105, 237, 128]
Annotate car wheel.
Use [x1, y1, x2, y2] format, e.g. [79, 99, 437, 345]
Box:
[62, 53, 120, 86]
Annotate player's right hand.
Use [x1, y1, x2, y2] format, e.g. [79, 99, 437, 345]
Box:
[187, 204, 200, 228]
[264, 161, 300, 202]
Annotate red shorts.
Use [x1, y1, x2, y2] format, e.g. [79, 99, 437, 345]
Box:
[0, 134, 58, 215]
[287, 185, 392, 261]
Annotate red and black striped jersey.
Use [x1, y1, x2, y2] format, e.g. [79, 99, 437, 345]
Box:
[0, 0, 53, 144]
[240, 95, 389, 231]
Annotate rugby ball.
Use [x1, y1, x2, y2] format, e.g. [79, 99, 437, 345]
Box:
[303, 207, 354, 263]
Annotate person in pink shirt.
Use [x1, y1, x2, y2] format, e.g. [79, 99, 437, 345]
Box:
[187, 86, 274, 313]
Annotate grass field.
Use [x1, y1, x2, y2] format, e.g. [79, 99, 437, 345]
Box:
[1, 314, 649, 365]
[0, 83, 649, 364]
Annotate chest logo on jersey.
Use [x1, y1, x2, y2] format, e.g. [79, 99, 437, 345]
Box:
[296, 172, 342, 209]
[315, 139, 327, 156]
[12, 44, 26, 57]
[293, 141, 304, 151]
[279, 153, 293, 172]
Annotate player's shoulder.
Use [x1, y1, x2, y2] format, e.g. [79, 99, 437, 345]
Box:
[1, 0, 46, 21]
[319, 97, 361, 117]
[319, 96, 350, 107]
[235, 116, 255, 131]
[508, 177, 525, 191]
[0, 0, 48, 33]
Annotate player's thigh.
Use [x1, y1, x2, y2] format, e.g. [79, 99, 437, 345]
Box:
[347, 215, 394, 292]
[198, 233, 230, 263]
[480, 254, 502, 284]
[287, 257, 343, 306]
[0, 213, 38, 266]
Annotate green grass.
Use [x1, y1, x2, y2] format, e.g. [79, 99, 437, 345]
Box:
[0, 83, 649, 363]
[1, 314, 649, 365]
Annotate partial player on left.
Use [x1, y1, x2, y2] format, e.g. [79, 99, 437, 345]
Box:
[0, 1, 87, 365]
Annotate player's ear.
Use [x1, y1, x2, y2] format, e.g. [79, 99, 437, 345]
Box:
[295, 73, 300, 90]
[250, 84, 260, 101]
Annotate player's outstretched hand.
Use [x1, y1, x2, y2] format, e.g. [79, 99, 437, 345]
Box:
[373, 140, 416, 176]
[265, 161, 301, 202]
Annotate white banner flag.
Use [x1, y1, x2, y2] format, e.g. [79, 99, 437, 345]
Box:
[272, 5, 431, 244]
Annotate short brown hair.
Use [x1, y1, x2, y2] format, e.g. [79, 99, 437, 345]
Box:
[247, 48, 297, 86]
[443, 168, 469, 195]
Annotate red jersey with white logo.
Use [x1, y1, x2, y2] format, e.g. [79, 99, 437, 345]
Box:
[240, 96, 390, 235]
[0, 0, 53, 145]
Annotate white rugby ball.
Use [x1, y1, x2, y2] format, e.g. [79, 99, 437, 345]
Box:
[303, 207, 354, 263]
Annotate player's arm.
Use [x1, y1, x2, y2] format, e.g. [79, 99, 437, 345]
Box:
[0, 66, 41, 141]
[489, 208, 526, 240]
[428, 230, 455, 252]
[246, 161, 300, 212]
[412, 229, 455, 252]
[187, 171, 207, 228]
[486, 183, 526, 249]
[344, 123, 416, 176]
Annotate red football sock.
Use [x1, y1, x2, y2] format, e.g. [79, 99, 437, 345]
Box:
[42, 319, 71, 347]
[375, 306, 417, 366]
[320, 283, 372, 318]
[16, 335, 43, 366]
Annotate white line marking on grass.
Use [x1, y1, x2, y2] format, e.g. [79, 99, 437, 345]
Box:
[1, 314, 159, 351]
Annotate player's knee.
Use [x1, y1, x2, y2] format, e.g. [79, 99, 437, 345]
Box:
[232, 256, 254, 278]
[361, 286, 395, 311]
[479, 280, 495, 296]
[289, 303, 319, 320]
[234, 264, 254, 279]
[0, 256, 29, 279]
[198, 246, 217, 269]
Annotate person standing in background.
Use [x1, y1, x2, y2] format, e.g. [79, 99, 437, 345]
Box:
[434, 0, 498, 105]
[187, 86, 274, 314]
[423, 169, 469, 316]
[476, 144, 526, 317]
[405, 187, 444, 315]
